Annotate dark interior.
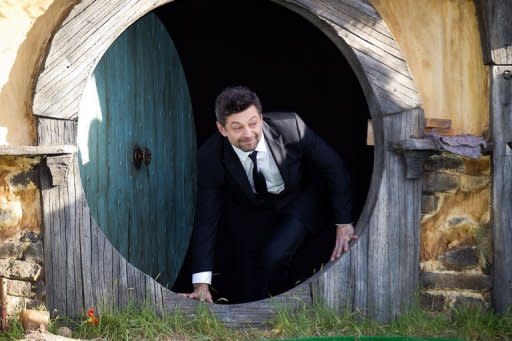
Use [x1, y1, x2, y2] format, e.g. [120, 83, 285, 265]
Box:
[154, 0, 373, 298]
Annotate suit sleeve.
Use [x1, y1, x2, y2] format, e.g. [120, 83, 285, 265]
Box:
[295, 114, 353, 224]
[189, 149, 223, 274]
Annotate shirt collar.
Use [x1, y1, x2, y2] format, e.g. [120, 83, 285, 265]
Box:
[231, 133, 267, 163]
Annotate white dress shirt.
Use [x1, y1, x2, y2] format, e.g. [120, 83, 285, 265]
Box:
[192, 134, 285, 285]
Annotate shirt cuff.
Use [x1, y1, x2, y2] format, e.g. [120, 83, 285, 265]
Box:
[192, 271, 212, 285]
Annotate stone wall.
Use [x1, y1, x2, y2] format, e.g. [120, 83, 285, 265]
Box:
[420, 152, 492, 311]
[0, 156, 45, 314]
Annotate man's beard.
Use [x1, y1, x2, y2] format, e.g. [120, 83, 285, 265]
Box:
[236, 132, 260, 152]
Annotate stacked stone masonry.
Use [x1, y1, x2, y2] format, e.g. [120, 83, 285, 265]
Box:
[0, 157, 45, 315]
[420, 153, 491, 311]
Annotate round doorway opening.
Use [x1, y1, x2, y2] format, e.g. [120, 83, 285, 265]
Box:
[34, 0, 422, 322]
[156, 0, 373, 302]
[78, 0, 372, 302]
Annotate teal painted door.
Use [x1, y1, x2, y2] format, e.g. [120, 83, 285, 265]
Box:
[77, 13, 196, 288]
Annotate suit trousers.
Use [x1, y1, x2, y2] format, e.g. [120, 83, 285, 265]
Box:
[211, 180, 330, 304]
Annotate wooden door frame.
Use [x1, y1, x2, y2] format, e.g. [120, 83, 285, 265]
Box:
[33, 0, 424, 325]
[476, 0, 512, 313]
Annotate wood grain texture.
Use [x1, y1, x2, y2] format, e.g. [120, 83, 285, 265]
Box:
[33, 0, 173, 120]
[45, 155, 73, 186]
[367, 108, 422, 320]
[34, 0, 424, 325]
[425, 118, 451, 129]
[476, 0, 512, 65]
[491, 66, 512, 313]
[0, 145, 75, 156]
[77, 12, 195, 289]
[275, 0, 421, 115]
[312, 109, 422, 322]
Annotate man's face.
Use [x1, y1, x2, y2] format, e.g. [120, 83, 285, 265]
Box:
[216, 105, 263, 152]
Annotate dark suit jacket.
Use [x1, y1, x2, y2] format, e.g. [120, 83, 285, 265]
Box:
[189, 112, 352, 274]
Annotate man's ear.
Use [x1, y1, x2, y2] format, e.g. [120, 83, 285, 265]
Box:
[216, 121, 228, 137]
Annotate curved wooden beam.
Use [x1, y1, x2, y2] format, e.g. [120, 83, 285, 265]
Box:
[33, 0, 173, 120]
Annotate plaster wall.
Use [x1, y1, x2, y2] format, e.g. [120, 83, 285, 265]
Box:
[371, 0, 489, 136]
[0, 0, 77, 146]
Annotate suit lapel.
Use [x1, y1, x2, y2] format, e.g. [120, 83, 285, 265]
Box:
[222, 139, 255, 200]
[263, 122, 289, 187]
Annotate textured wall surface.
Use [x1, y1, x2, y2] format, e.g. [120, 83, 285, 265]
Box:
[0, 156, 44, 314]
[371, 0, 489, 136]
[420, 153, 491, 310]
[0, 157, 41, 239]
[0, 0, 77, 146]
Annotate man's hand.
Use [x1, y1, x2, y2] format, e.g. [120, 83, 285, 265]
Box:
[179, 283, 213, 303]
[330, 223, 358, 261]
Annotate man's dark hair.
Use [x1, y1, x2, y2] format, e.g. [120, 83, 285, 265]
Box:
[215, 86, 262, 126]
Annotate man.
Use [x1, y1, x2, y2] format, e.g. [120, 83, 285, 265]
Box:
[184, 86, 356, 303]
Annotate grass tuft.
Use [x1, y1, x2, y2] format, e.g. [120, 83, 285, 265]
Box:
[0, 318, 25, 340]
[1, 301, 511, 340]
[271, 301, 512, 340]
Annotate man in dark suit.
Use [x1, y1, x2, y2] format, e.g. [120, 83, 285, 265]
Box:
[183, 86, 356, 303]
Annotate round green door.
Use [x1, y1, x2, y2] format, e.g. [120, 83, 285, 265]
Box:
[77, 13, 195, 288]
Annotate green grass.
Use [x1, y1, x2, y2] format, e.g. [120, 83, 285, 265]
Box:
[0, 318, 24, 340]
[0, 302, 511, 340]
[271, 302, 512, 340]
[47, 302, 259, 341]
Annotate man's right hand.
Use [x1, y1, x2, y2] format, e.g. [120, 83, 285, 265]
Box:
[181, 283, 213, 303]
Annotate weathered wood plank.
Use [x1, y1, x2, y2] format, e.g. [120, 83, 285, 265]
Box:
[117, 256, 129, 308]
[40, 168, 55, 311]
[304, 110, 421, 323]
[425, 118, 451, 129]
[111, 244, 121, 310]
[102, 235, 114, 310]
[65, 153, 81, 315]
[38, 122, 71, 315]
[79, 183, 94, 311]
[125, 260, 138, 303]
[491, 66, 512, 312]
[312, 252, 352, 311]
[392, 139, 437, 152]
[45, 155, 73, 186]
[33, 0, 172, 120]
[392, 138, 437, 180]
[0, 145, 76, 156]
[476, 0, 512, 65]
[351, 226, 368, 315]
[276, 0, 421, 114]
[366, 108, 422, 321]
[283, 0, 402, 56]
